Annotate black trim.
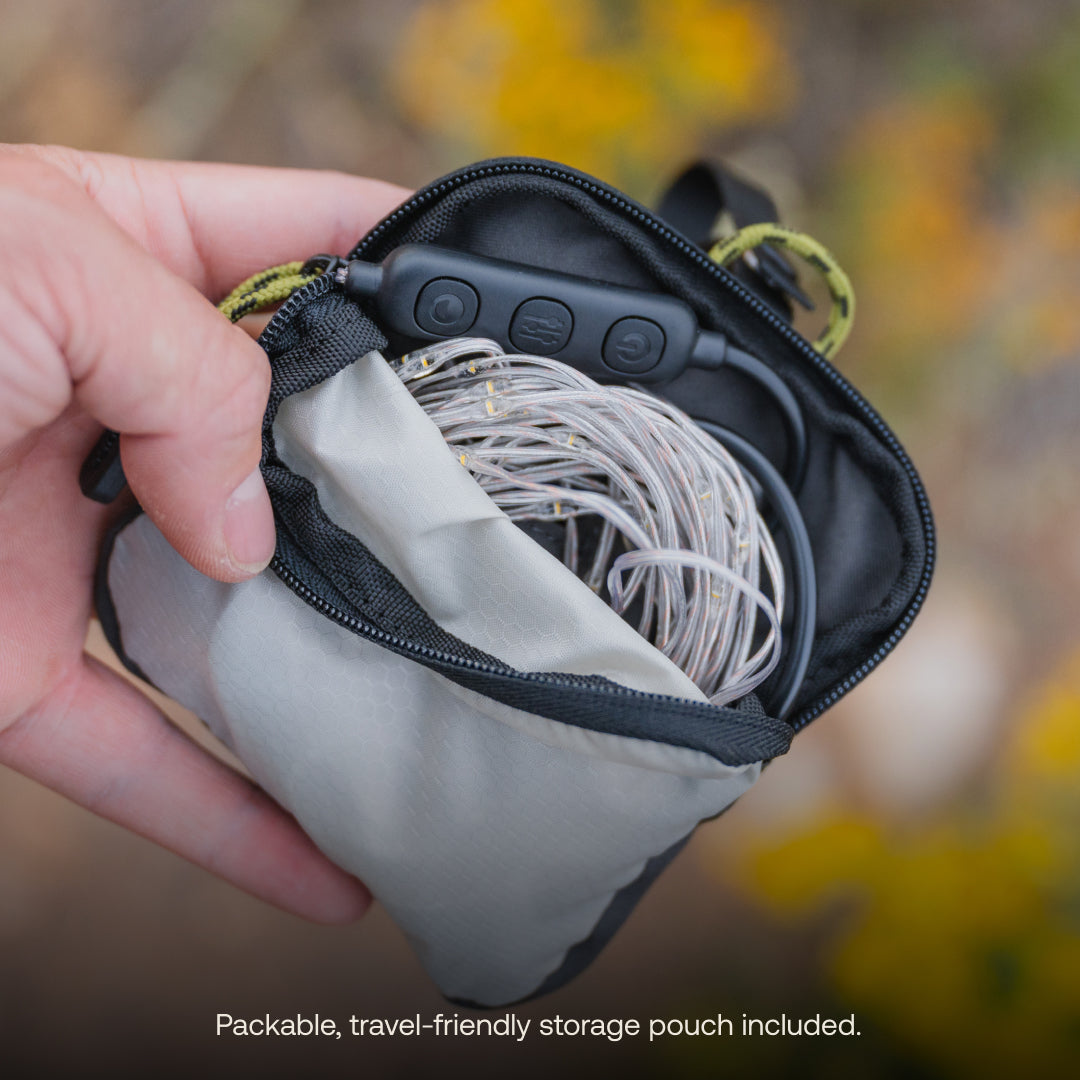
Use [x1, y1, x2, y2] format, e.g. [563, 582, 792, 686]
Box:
[273, 531, 793, 768]
[94, 503, 156, 688]
[450, 832, 693, 1010]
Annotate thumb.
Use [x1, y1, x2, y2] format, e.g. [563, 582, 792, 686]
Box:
[1, 155, 275, 582]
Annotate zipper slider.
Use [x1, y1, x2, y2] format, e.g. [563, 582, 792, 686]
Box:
[299, 253, 347, 278]
[300, 254, 383, 297]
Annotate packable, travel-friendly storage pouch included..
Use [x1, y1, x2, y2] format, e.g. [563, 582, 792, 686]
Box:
[96, 158, 934, 1007]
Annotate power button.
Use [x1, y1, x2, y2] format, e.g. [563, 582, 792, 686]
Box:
[602, 317, 666, 374]
[415, 278, 479, 336]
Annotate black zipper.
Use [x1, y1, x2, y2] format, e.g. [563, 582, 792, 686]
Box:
[259, 160, 935, 733]
[273, 559, 788, 713]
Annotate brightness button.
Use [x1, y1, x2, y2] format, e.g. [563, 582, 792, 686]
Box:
[415, 278, 479, 336]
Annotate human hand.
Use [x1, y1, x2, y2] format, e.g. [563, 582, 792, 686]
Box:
[0, 144, 407, 922]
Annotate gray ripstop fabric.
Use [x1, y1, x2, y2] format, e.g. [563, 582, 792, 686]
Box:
[105, 351, 766, 1005]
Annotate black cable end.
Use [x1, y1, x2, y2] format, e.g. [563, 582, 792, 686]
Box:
[342, 260, 383, 300]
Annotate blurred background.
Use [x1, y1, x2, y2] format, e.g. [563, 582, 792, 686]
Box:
[1, 1, 1078, 1076]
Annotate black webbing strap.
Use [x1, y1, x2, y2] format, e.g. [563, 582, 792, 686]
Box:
[655, 161, 811, 319]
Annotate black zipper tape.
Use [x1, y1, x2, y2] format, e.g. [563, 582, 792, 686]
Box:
[270, 556, 793, 767]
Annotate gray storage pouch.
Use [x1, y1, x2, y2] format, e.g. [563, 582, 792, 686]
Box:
[96, 156, 932, 1007]
[100, 343, 788, 1008]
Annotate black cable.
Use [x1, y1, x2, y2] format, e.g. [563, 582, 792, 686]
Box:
[690, 335, 808, 495]
[693, 418, 816, 722]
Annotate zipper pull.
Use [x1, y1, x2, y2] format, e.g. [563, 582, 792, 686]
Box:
[79, 429, 126, 503]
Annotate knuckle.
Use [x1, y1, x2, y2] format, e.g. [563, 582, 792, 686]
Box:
[0, 152, 104, 353]
[1, 144, 106, 200]
[0, 147, 84, 211]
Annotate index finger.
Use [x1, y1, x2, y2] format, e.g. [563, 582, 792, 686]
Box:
[7, 143, 410, 297]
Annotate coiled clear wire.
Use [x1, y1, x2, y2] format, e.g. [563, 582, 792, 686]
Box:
[392, 337, 784, 706]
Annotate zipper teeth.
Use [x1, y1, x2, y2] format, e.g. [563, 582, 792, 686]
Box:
[272, 557, 731, 706]
[260, 160, 936, 730]
[259, 271, 335, 352]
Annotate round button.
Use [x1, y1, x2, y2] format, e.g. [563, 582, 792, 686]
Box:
[602, 317, 666, 374]
[509, 298, 573, 355]
[415, 278, 479, 336]
[432, 293, 464, 324]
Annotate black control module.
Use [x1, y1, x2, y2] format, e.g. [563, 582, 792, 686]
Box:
[339, 244, 704, 382]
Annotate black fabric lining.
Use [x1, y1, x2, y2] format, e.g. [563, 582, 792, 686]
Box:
[450, 832, 693, 1010]
[341, 166, 929, 716]
[782, 367, 923, 691]
[242, 159, 930, 755]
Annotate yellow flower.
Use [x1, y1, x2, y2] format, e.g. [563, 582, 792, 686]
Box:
[393, 0, 794, 188]
[744, 814, 883, 915]
[642, 0, 794, 124]
[1011, 647, 1080, 780]
[831, 91, 1002, 369]
[730, 646, 1080, 1075]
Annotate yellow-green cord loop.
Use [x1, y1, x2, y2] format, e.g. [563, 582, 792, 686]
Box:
[217, 261, 324, 323]
[709, 223, 856, 359]
[220, 229, 856, 360]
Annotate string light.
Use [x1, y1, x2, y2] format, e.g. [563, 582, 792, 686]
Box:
[393, 337, 784, 706]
